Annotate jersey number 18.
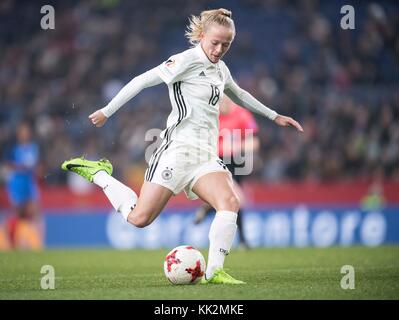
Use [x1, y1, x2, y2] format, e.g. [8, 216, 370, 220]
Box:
[209, 85, 220, 106]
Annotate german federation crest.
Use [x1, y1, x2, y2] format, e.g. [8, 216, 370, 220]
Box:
[162, 167, 173, 180]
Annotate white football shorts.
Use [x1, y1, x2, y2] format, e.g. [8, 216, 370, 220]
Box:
[144, 141, 231, 200]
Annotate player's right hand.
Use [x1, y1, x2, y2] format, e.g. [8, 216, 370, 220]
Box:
[89, 110, 108, 127]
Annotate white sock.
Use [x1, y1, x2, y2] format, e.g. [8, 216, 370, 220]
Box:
[206, 210, 238, 279]
[93, 170, 137, 221]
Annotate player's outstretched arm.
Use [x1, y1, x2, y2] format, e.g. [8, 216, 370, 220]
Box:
[224, 76, 303, 132]
[89, 67, 163, 127]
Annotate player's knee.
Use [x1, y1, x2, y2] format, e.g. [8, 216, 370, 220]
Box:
[129, 216, 150, 228]
[230, 195, 241, 212]
[127, 210, 152, 228]
[133, 221, 150, 228]
[218, 194, 240, 212]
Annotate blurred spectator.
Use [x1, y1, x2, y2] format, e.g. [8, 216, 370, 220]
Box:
[361, 182, 386, 211]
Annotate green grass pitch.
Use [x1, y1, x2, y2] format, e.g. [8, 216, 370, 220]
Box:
[1, 246, 398, 299]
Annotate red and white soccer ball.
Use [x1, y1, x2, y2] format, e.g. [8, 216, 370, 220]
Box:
[164, 245, 206, 285]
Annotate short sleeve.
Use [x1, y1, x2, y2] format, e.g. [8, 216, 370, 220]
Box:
[155, 53, 189, 85]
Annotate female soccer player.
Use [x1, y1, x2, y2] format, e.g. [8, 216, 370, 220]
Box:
[62, 8, 303, 284]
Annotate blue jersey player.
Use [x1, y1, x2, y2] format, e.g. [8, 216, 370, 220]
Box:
[5, 122, 42, 249]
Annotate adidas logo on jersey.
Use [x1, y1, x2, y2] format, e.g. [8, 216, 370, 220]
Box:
[199, 71, 206, 77]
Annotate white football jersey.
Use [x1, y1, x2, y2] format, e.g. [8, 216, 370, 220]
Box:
[155, 45, 235, 155]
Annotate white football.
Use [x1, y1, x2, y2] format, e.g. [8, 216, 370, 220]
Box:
[164, 245, 206, 285]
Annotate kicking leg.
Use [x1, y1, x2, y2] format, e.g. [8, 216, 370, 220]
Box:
[93, 171, 173, 227]
[127, 181, 173, 228]
[62, 157, 172, 226]
[92, 170, 138, 221]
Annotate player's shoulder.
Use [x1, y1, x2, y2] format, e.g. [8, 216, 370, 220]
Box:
[165, 47, 202, 67]
[218, 60, 230, 72]
[218, 59, 227, 68]
[218, 60, 232, 80]
[157, 47, 203, 84]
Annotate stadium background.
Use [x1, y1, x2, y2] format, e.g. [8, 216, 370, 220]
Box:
[0, 0, 398, 250]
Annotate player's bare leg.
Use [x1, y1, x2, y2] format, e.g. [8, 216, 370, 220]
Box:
[193, 172, 240, 212]
[193, 179, 243, 225]
[192, 172, 245, 284]
[127, 181, 173, 228]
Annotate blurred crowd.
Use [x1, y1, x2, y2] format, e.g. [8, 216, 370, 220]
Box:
[1, 0, 398, 188]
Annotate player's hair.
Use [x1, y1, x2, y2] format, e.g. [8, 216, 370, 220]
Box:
[185, 8, 235, 46]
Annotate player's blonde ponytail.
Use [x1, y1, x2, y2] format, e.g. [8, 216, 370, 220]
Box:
[185, 8, 235, 46]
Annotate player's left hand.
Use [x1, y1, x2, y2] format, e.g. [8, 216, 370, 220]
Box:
[274, 115, 304, 132]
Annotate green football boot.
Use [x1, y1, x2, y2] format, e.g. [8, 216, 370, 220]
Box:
[200, 268, 246, 285]
[61, 157, 113, 183]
